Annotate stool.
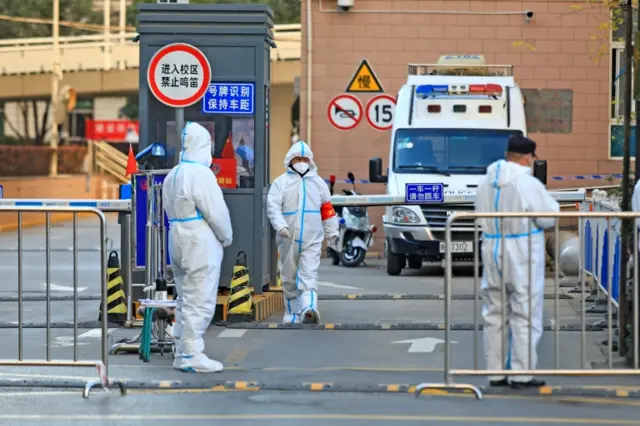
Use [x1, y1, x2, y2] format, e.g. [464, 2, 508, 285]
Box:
[138, 299, 178, 362]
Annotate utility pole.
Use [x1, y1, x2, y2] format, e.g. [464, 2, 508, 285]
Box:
[104, 0, 111, 70]
[49, 0, 61, 177]
[119, 0, 126, 44]
[620, 0, 634, 358]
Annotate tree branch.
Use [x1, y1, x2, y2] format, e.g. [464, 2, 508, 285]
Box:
[31, 100, 40, 145]
[39, 100, 51, 145]
[1, 107, 26, 142]
[19, 101, 29, 140]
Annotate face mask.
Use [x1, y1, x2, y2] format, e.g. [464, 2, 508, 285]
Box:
[292, 162, 309, 175]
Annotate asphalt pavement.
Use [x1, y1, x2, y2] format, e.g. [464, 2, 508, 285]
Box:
[0, 218, 638, 425]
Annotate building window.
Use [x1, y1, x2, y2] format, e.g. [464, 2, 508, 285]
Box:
[67, 98, 93, 141]
[610, 8, 637, 159]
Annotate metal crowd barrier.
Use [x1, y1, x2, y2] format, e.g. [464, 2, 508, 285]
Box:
[0, 206, 126, 398]
[415, 211, 640, 400]
[581, 200, 623, 325]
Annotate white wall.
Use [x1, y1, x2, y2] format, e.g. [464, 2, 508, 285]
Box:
[2, 101, 52, 141]
[93, 96, 126, 120]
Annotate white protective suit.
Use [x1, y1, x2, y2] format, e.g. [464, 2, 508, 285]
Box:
[632, 180, 640, 247]
[163, 122, 233, 373]
[475, 159, 559, 383]
[266, 141, 339, 324]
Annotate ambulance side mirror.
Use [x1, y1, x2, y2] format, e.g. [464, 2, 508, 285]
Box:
[533, 160, 547, 185]
[369, 157, 388, 183]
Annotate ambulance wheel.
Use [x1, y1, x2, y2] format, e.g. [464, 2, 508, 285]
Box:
[386, 247, 405, 276]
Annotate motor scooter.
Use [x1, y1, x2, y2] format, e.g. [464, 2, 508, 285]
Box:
[327, 172, 377, 267]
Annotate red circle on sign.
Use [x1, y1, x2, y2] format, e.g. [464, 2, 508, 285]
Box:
[147, 43, 212, 108]
[327, 94, 363, 131]
[366, 94, 396, 132]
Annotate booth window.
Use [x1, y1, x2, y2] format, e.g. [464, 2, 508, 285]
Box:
[166, 116, 256, 189]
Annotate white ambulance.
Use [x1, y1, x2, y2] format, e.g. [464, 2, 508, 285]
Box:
[368, 54, 546, 276]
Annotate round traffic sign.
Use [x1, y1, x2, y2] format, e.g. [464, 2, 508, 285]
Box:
[147, 43, 212, 108]
[366, 94, 396, 132]
[327, 94, 363, 131]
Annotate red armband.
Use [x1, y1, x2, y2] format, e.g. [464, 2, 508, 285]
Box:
[320, 201, 336, 221]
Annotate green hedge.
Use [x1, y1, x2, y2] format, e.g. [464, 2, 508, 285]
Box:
[0, 146, 87, 177]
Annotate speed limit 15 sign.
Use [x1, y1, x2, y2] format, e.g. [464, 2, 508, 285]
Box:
[366, 94, 396, 132]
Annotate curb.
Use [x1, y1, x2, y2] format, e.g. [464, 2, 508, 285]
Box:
[220, 322, 608, 332]
[0, 378, 638, 400]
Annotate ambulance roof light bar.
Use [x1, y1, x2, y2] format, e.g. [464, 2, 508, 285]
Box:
[415, 84, 503, 98]
[408, 63, 513, 77]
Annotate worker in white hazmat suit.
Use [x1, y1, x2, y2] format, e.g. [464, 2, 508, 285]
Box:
[267, 141, 339, 324]
[163, 122, 233, 373]
[632, 181, 640, 249]
[475, 135, 559, 389]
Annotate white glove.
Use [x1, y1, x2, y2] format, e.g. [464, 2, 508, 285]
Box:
[278, 227, 291, 238]
[222, 238, 232, 248]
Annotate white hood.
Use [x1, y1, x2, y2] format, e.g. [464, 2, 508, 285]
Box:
[180, 122, 213, 167]
[283, 141, 317, 176]
[485, 159, 531, 189]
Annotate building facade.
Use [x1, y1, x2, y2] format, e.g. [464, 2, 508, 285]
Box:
[299, 0, 623, 190]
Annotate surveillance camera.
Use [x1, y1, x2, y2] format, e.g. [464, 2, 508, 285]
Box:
[525, 10, 534, 23]
[337, 0, 354, 11]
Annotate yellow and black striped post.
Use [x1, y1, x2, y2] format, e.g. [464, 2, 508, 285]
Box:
[98, 251, 127, 325]
[227, 251, 253, 323]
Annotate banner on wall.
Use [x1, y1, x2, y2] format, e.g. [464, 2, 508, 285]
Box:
[86, 119, 139, 142]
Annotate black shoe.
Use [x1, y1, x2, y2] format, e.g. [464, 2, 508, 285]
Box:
[489, 378, 509, 387]
[510, 379, 546, 389]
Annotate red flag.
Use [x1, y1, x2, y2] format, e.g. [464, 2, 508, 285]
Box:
[125, 143, 138, 176]
[221, 132, 235, 159]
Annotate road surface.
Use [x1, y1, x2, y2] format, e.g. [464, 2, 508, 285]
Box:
[0, 218, 638, 425]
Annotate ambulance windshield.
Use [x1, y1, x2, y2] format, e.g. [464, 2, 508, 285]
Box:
[393, 128, 523, 174]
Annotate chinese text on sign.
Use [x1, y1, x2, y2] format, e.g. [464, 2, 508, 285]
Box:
[405, 183, 444, 203]
[148, 43, 211, 107]
[202, 83, 255, 115]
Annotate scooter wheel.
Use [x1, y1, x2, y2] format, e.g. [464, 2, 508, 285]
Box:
[340, 247, 366, 267]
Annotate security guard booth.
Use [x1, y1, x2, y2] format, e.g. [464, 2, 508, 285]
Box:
[135, 3, 277, 295]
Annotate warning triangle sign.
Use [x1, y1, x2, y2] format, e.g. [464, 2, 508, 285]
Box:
[345, 59, 384, 93]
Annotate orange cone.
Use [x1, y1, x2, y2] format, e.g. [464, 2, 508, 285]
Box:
[125, 143, 138, 176]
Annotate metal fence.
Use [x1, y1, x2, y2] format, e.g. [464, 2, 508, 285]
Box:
[582, 199, 623, 321]
[415, 211, 640, 400]
[0, 206, 125, 398]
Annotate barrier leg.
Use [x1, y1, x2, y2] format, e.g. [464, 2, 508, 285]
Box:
[414, 217, 483, 400]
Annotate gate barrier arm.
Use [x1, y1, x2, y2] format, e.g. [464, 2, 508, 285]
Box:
[0, 188, 585, 212]
[0, 189, 587, 326]
[0, 199, 131, 212]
